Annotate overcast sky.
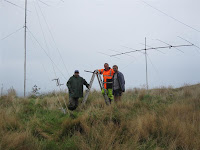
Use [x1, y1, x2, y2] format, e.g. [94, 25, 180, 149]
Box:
[0, 0, 200, 96]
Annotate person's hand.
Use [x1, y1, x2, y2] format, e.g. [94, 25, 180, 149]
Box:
[69, 89, 74, 94]
[86, 84, 90, 89]
[94, 70, 99, 74]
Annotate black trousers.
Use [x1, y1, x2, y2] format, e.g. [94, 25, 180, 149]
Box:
[68, 97, 79, 111]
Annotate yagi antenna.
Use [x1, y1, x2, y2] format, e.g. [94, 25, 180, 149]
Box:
[97, 52, 121, 59]
[177, 36, 200, 53]
[109, 49, 136, 58]
[121, 45, 145, 54]
[110, 37, 194, 90]
[156, 39, 184, 53]
[111, 43, 193, 57]
[139, 43, 166, 54]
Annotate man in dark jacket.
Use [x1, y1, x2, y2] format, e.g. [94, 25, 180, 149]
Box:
[67, 70, 89, 111]
[112, 65, 125, 102]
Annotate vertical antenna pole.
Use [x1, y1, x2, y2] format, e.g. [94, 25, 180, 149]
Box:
[24, 0, 27, 97]
[145, 37, 149, 90]
[1, 84, 3, 97]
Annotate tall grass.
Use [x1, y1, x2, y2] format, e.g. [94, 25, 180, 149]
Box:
[0, 85, 200, 149]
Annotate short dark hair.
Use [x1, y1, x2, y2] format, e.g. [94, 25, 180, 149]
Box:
[104, 63, 109, 66]
[113, 65, 118, 68]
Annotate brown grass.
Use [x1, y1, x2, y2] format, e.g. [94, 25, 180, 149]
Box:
[0, 84, 200, 149]
[0, 131, 40, 150]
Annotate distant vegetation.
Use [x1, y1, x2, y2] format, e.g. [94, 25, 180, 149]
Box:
[0, 84, 200, 150]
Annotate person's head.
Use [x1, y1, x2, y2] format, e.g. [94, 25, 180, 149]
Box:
[74, 70, 79, 77]
[104, 63, 109, 70]
[113, 65, 118, 72]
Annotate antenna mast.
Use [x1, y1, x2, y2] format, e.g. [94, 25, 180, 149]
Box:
[24, 0, 27, 97]
[144, 37, 149, 90]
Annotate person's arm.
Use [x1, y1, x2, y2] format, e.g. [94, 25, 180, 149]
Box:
[83, 78, 90, 89]
[118, 72, 125, 92]
[121, 72, 125, 84]
[98, 69, 103, 74]
[67, 77, 72, 92]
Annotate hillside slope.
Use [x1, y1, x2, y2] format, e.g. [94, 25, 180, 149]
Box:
[0, 84, 200, 150]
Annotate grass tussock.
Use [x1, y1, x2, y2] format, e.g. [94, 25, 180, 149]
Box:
[0, 131, 40, 150]
[0, 84, 200, 149]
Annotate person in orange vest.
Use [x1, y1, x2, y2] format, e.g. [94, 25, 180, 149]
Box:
[98, 63, 115, 103]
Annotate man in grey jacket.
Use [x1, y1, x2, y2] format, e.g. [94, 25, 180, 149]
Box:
[112, 65, 125, 102]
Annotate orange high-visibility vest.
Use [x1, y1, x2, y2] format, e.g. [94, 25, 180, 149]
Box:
[98, 68, 115, 89]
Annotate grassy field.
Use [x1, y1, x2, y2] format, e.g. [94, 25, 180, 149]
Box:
[0, 84, 200, 150]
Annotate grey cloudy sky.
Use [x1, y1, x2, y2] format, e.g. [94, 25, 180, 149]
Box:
[0, 0, 200, 96]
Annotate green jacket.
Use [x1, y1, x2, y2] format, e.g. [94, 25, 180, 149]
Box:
[67, 75, 89, 98]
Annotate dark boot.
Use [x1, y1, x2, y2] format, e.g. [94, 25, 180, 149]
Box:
[109, 98, 112, 104]
[68, 105, 76, 111]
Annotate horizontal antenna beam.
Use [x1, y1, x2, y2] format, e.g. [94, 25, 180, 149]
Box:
[110, 44, 193, 57]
